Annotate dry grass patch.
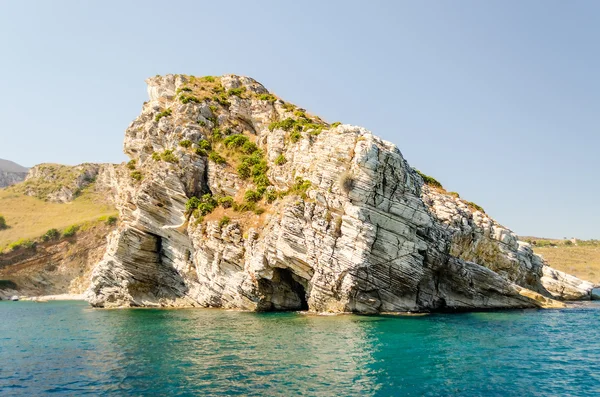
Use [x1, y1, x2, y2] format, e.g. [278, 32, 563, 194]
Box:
[534, 245, 600, 284]
[0, 189, 116, 250]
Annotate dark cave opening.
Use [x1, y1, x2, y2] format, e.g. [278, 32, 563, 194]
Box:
[260, 268, 309, 311]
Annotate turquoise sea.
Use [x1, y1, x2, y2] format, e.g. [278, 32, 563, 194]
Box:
[1, 300, 599, 396]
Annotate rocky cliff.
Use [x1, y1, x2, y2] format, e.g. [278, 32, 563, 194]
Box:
[11, 163, 120, 203]
[0, 222, 115, 299]
[0, 158, 28, 188]
[85, 74, 594, 312]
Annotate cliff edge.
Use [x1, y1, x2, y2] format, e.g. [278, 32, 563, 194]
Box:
[85, 74, 594, 312]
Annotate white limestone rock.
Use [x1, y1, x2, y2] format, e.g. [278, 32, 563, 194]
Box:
[85, 74, 593, 312]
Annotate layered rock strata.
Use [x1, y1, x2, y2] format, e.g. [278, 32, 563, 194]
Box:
[86, 74, 594, 312]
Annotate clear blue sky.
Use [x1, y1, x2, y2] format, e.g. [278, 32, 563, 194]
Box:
[1, 1, 598, 239]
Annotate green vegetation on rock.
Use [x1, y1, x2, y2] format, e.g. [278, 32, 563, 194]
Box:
[275, 154, 287, 165]
[415, 169, 443, 189]
[466, 201, 485, 213]
[155, 108, 172, 122]
[186, 194, 217, 216]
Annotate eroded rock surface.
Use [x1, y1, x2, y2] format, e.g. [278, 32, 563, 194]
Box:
[10, 163, 121, 203]
[85, 74, 593, 312]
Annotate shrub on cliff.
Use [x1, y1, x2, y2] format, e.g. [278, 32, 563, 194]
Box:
[179, 95, 200, 104]
[130, 171, 143, 181]
[217, 196, 234, 209]
[42, 228, 60, 242]
[223, 134, 249, 149]
[219, 216, 230, 228]
[415, 169, 443, 189]
[0, 215, 6, 230]
[257, 93, 277, 103]
[244, 189, 262, 203]
[160, 150, 178, 163]
[179, 140, 192, 148]
[467, 201, 485, 213]
[186, 194, 217, 216]
[275, 154, 287, 165]
[289, 131, 302, 143]
[155, 108, 172, 122]
[198, 139, 211, 150]
[209, 152, 226, 164]
[227, 87, 246, 98]
[8, 238, 36, 251]
[63, 225, 79, 238]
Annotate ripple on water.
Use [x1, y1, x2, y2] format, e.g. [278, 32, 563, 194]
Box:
[1, 301, 600, 396]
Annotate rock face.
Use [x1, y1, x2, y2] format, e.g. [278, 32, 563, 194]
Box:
[0, 158, 28, 188]
[11, 163, 121, 203]
[0, 222, 115, 299]
[86, 74, 594, 312]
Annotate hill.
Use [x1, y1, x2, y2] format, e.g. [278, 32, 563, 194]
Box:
[520, 236, 600, 284]
[0, 162, 120, 251]
[0, 158, 28, 173]
[0, 158, 28, 188]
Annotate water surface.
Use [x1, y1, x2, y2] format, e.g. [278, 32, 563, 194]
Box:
[1, 301, 599, 396]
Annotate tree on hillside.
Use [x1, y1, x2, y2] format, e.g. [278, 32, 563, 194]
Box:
[0, 215, 6, 230]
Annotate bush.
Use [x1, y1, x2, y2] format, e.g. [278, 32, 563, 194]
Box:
[106, 216, 118, 226]
[176, 87, 193, 93]
[0, 215, 6, 230]
[339, 172, 354, 193]
[227, 87, 246, 97]
[63, 225, 79, 238]
[179, 95, 200, 104]
[201, 76, 216, 82]
[161, 150, 178, 163]
[331, 122, 341, 128]
[127, 159, 137, 170]
[152, 152, 161, 161]
[186, 197, 202, 213]
[244, 189, 262, 203]
[219, 216, 230, 228]
[415, 169, 443, 189]
[265, 190, 278, 203]
[209, 152, 226, 164]
[269, 118, 297, 131]
[8, 239, 36, 251]
[179, 139, 192, 148]
[42, 228, 60, 242]
[218, 196, 234, 209]
[223, 134, 249, 149]
[448, 192, 460, 198]
[467, 201, 485, 213]
[130, 171, 143, 181]
[257, 93, 277, 103]
[289, 178, 311, 196]
[275, 154, 287, 166]
[211, 128, 223, 142]
[186, 194, 217, 216]
[237, 162, 251, 178]
[198, 139, 211, 150]
[241, 141, 258, 154]
[289, 131, 302, 143]
[213, 94, 231, 107]
[254, 208, 265, 215]
[155, 108, 172, 122]
[233, 201, 257, 212]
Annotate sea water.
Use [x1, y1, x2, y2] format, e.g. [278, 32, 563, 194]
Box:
[1, 300, 599, 396]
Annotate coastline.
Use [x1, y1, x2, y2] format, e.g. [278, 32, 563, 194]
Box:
[21, 294, 85, 302]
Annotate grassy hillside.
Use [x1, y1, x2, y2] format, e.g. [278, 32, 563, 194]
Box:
[521, 237, 600, 284]
[0, 188, 116, 251]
